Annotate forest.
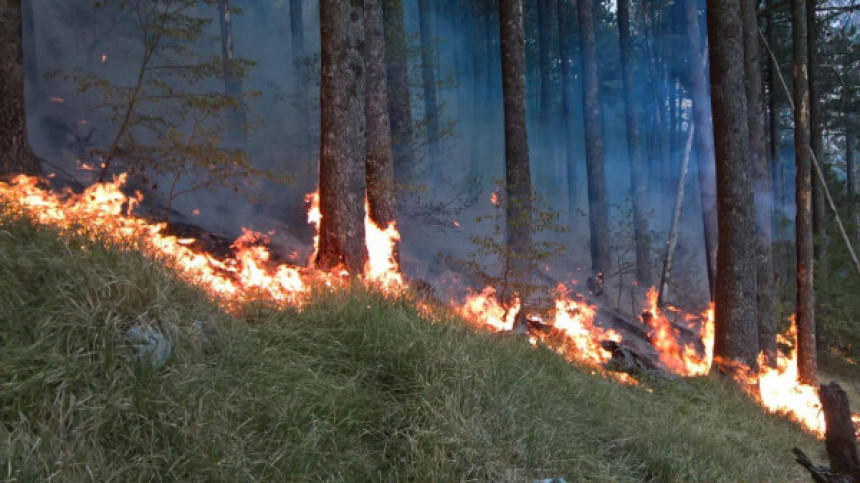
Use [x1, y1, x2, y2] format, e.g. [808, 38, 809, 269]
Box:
[1, 0, 860, 480]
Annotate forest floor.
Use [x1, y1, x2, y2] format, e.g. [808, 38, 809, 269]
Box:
[0, 207, 838, 481]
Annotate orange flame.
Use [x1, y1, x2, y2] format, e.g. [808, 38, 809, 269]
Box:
[363, 199, 404, 294]
[642, 287, 712, 376]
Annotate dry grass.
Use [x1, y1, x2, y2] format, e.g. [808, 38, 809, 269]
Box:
[0, 206, 825, 481]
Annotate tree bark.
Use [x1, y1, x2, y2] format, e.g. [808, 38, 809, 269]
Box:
[382, 0, 415, 182]
[316, 0, 368, 275]
[0, 0, 41, 177]
[686, 0, 718, 301]
[707, 0, 760, 374]
[499, 0, 534, 286]
[537, 0, 557, 125]
[820, 383, 860, 481]
[418, 0, 440, 170]
[218, 0, 247, 148]
[807, 0, 828, 278]
[790, 0, 817, 384]
[617, 0, 652, 289]
[578, 0, 611, 278]
[741, 0, 777, 366]
[364, 0, 397, 235]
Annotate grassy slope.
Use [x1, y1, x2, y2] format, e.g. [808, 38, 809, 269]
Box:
[0, 210, 823, 482]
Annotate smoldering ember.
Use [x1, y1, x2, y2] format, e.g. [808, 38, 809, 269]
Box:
[1, 0, 860, 481]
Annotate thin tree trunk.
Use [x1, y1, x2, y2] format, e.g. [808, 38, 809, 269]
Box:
[658, 123, 695, 307]
[499, 0, 534, 297]
[289, 0, 311, 152]
[538, 0, 556, 125]
[790, 0, 817, 384]
[686, 0, 718, 301]
[618, 0, 652, 288]
[765, 2, 783, 251]
[707, 0, 760, 375]
[848, 120, 857, 247]
[364, 0, 397, 235]
[741, 0, 777, 366]
[218, 0, 247, 147]
[316, 0, 367, 275]
[382, 0, 415, 182]
[641, 0, 667, 193]
[807, 0, 828, 278]
[418, 0, 440, 172]
[0, 0, 41, 177]
[578, 0, 611, 279]
[558, 0, 579, 215]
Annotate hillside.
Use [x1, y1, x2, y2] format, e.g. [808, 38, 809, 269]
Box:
[0, 208, 823, 481]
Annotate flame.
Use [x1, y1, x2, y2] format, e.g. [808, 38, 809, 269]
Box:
[363, 199, 403, 294]
[306, 191, 321, 266]
[4, 175, 857, 440]
[642, 287, 712, 376]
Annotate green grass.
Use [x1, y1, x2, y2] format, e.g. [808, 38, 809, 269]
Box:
[0, 207, 823, 481]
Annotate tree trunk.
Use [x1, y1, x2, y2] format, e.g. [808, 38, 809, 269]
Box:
[499, 0, 534, 288]
[617, 0, 652, 289]
[316, 0, 368, 275]
[289, 0, 311, 153]
[364, 0, 397, 235]
[848, 120, 857, 247]
[658, 123, 695, 307]
[218, 0, 247, 148]
[641, 0, 667, 194]
[741, 0, 777, 366]
[578, 0, 611, 278]
[558, 0, 579, 215]
[382, 0, 415, 182]
[791, 0, 817, 384]
[807, 0, 828, 279]
[418, 0, 440, 172]
[686, 0, 718, 301]
[707, 0, 760, 374]
[537, 0, 557, 125]
[0, 0, 41, 177]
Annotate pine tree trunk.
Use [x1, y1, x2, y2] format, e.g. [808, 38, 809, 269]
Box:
[364, 0, 397, 235]
[741, 0, 777, 365]
[0, 0, 41, 177]
[578, 0, 611, 278]
[807, 0, 828, 278]
[686, 0, 718, 301]
[218, 1, 247, 148]
[289, 0, 311, 152]
[316, 0, 368, 275]
[537, 0, 556, 125]
[617, 0, 652, 288]
[791, 0, 817, 384]
[418, 0, 440, 171]
[382, 0, 415, 182]
[707, 0, 760, 374]
[847, 117, 857, 247]
[558, 0, 579, 214]
[499, 0, 534, 283]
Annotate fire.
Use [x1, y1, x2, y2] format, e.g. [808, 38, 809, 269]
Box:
[642, 287, 712, 376]
[363, 200, 403, 294]
[306, 191, 321, 266]
[2, 175, 856, 440]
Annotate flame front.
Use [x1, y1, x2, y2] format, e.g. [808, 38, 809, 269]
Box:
[1, 175, 856, 440]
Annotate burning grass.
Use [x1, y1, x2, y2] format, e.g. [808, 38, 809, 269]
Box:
[0, 201, 824, 481]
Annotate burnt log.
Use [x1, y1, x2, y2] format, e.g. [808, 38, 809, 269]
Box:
[601, 340, 676, 380]
[793, 382, 860, 483]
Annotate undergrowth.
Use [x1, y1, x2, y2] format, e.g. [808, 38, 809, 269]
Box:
[0, 206, 822, 481]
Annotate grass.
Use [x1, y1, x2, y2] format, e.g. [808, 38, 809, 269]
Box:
[0, 206, 825, 481]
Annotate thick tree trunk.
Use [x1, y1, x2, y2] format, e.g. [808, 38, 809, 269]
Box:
[364, 0, 397, 234]
[617, 0, 652, 289]
[578, 0, 611, 278]
[499, 0, 534, 288]
[807, 0, 828, 278]
[418, 0, 440, 170]
[741, 0, 777, 366]
[707, 0, 760, 374]
[0, 0, 41, 177]
[791, 0, 817, 384]
[686, 0, 718, 301]
[382, 0, 415, 182]
[316, 0, 367, 275]
[558, 0, 579, 214]
[218, 1, 247, 148]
